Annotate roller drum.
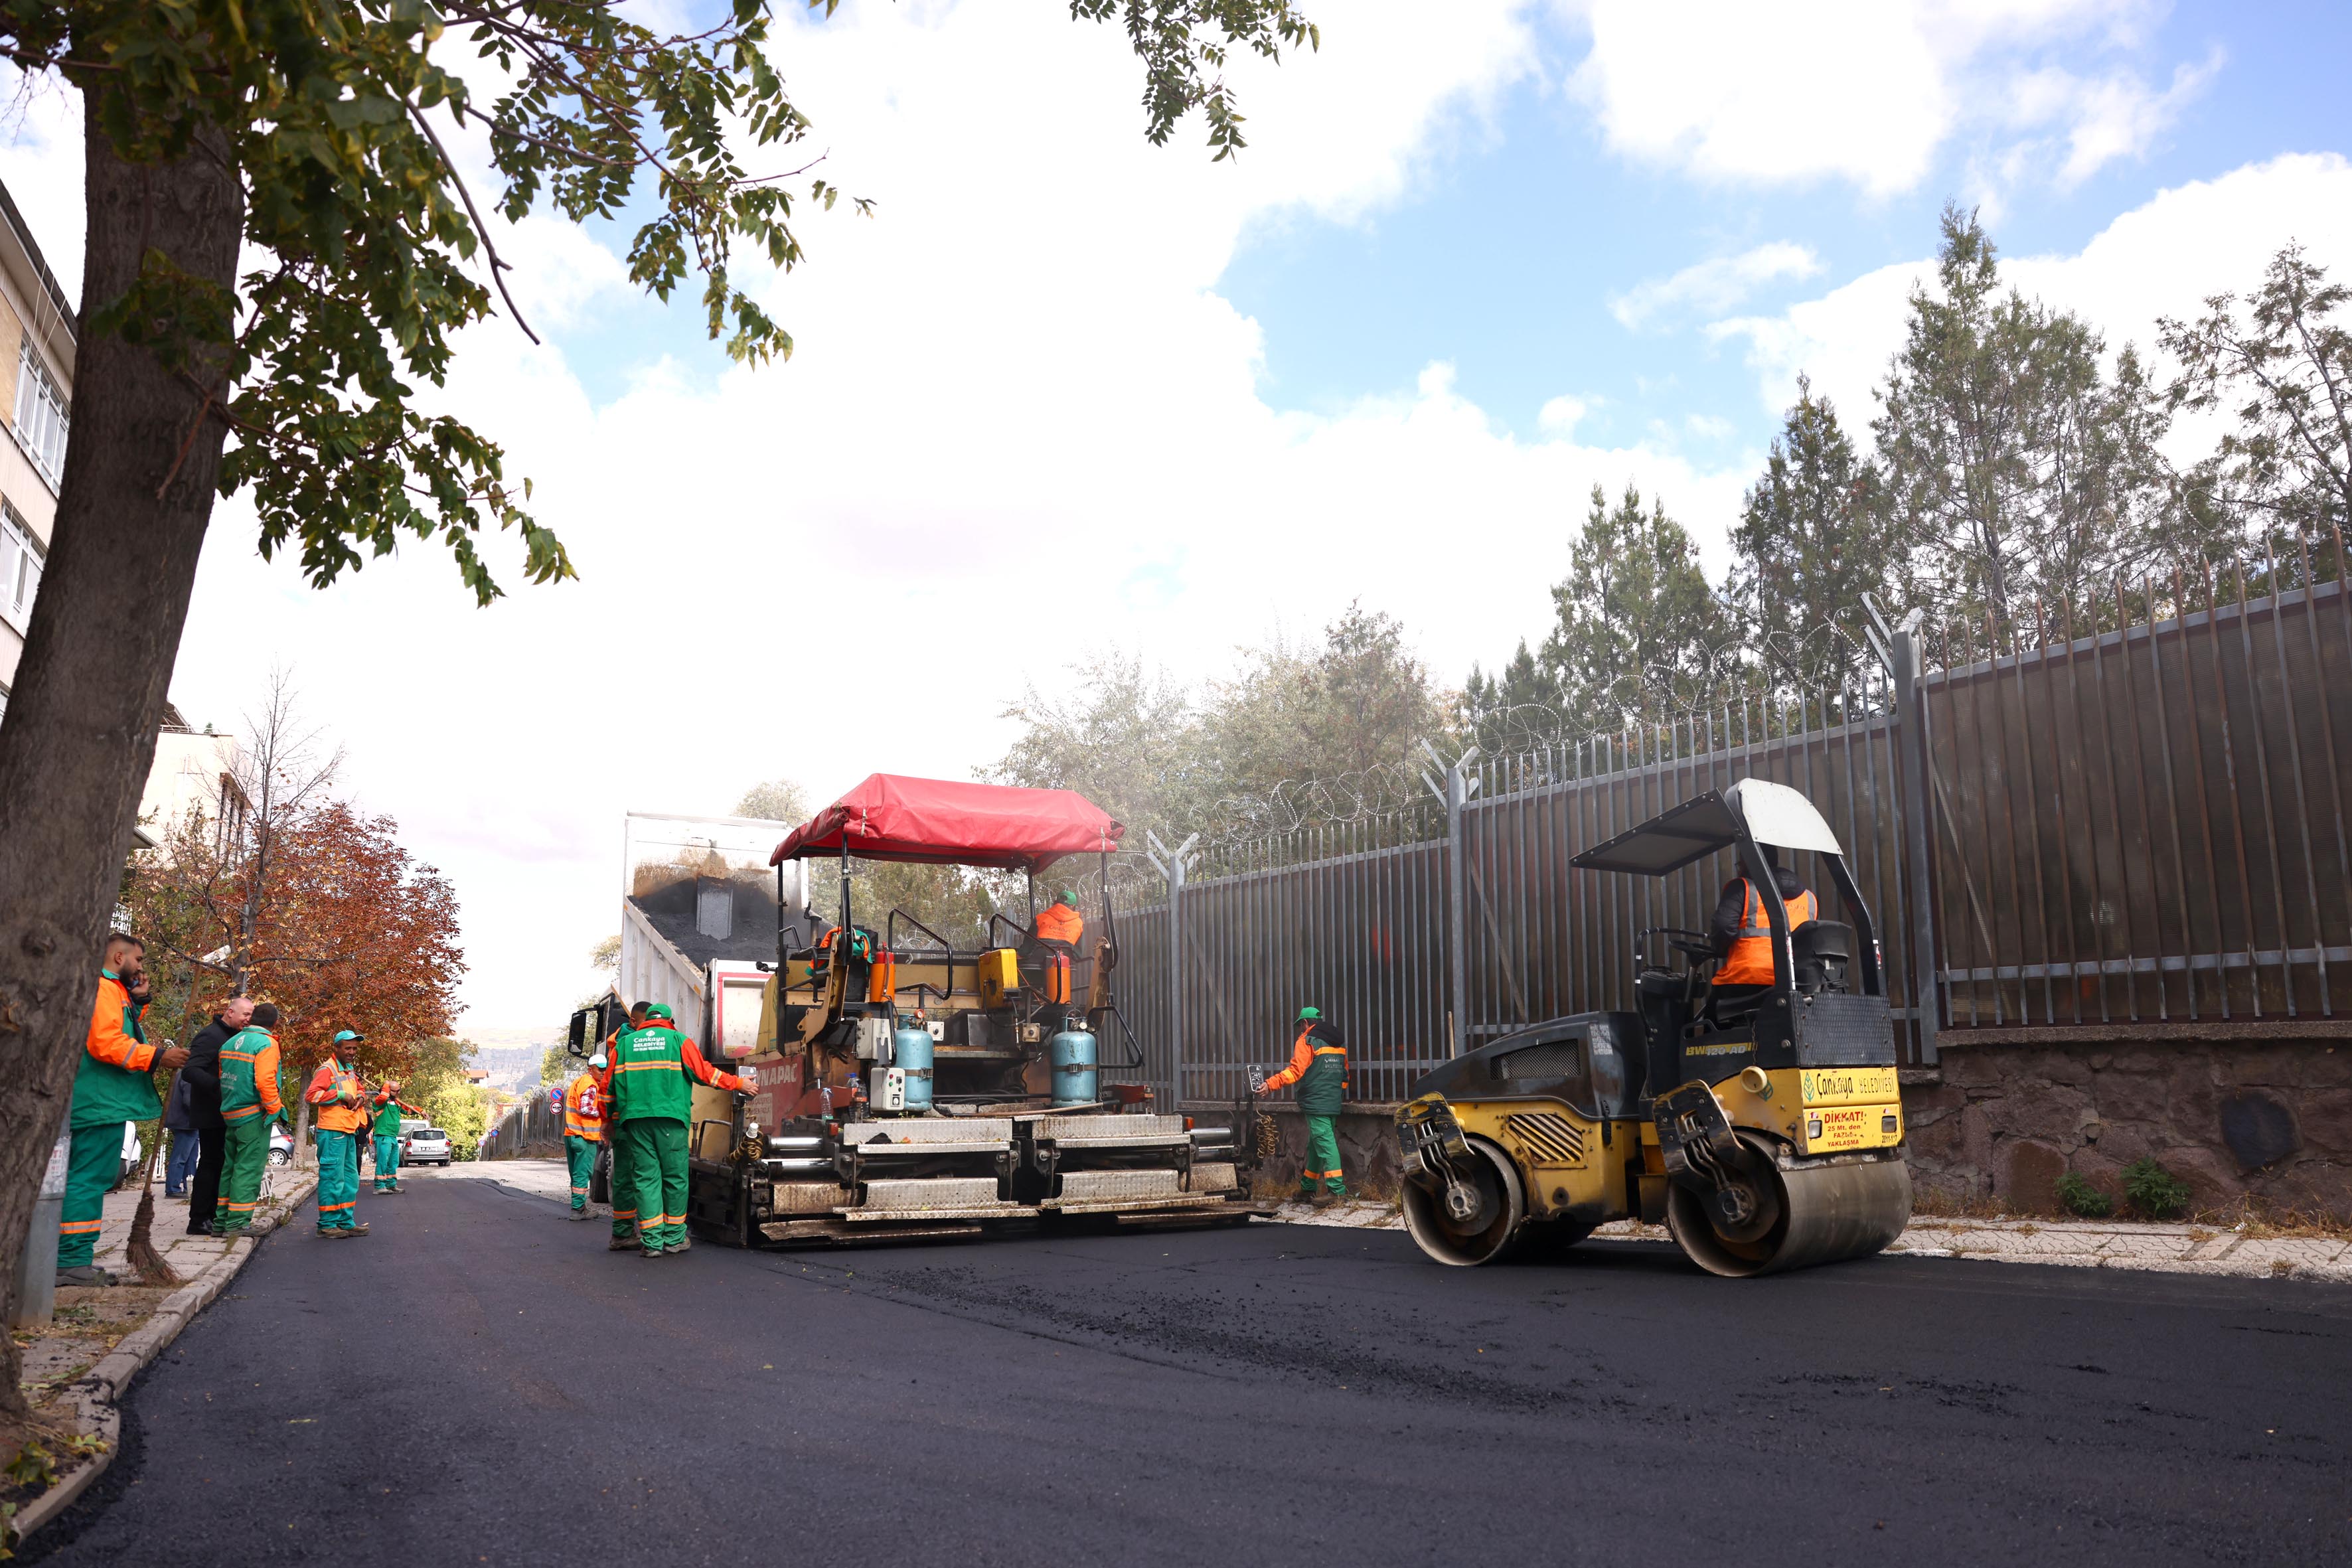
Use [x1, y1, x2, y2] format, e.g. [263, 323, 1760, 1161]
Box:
[1668, 1155, 1912, 1278]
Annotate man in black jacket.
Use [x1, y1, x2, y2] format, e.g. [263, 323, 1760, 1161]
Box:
[180, 996, 252, 1236]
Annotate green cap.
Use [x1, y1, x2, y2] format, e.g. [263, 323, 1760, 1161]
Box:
[1296, 1006, 1321, 1022]
[333, 1029, 364, 1044]
[1057, 888, 1077, 905]
[644, 1003, 674, 1022]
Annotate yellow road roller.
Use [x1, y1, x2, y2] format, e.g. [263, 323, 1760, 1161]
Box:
[1396, 779, 1913, 1276]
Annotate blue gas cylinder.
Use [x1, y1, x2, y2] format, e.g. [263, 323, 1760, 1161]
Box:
[1049, 1028, 1099, 1107]
[894, 1024, 935, 1112]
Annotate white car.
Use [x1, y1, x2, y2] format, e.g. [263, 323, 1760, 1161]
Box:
[402, 1127, 453, 1166]
[270, 1123, 293, 1166]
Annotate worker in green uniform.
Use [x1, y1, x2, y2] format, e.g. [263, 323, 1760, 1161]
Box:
[597, 1000, 651, 1251]
[216, 1002, 285, 1233]
[60, 935, 189, 1285]
[1257, 1005, 1349, 1206]
[370, 1079, 422, 1194]
[607, 1002, 751, 1258]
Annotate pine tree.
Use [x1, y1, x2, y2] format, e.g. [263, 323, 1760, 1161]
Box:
[1728, 378, 1898, 692]
[1875, 204, 2175, 636]
[1543, 484, 1735, 735]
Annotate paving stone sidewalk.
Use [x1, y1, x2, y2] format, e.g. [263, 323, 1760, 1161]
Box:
[1261, 1198, 2352, 1283]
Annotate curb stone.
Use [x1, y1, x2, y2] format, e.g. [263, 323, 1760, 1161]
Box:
[12, 1176, 318, 1551]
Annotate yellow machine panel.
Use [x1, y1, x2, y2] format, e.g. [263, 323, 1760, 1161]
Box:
[977, 948, 1020, 1009]
[1800, 1066, 1899, 1107]
[1804, 1099, 1904, 1154]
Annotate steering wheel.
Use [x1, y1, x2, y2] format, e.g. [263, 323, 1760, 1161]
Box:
[1649, 927, 1714, 961]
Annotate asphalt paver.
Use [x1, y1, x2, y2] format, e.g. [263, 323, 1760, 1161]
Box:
[25, 1168, 2352, 1567]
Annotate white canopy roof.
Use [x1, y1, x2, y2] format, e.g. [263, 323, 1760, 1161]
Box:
[1571, 779, 1845, 877]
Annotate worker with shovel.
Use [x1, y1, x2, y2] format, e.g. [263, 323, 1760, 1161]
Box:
[1257, 1005, 1349, 1206]
[59, 934, 188, 1286]
[371, 1080, 423, 1194]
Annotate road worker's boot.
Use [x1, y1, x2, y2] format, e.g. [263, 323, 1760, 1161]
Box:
[609, 1235, 640, 1252]
[666, 1237, 692, 1254]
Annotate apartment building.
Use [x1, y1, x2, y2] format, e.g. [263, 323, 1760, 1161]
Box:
[0, 177, 74, 719]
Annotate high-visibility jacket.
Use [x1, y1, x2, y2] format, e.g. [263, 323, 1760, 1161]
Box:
[72, 971, 163, 1127]
[1034, 903, 1083, 947]
[1715, 880, 1817, 986]
[1264, 1020, 1346, 1117]
[220, 1026, 284, 1121]
[564, 1073, 605, 1141]
[372, 1089, 421, 1135]
[607, 1024, 749, 1123]
[306, 1059, 368, 1133]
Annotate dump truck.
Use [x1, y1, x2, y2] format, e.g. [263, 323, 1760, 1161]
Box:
[1395, 779, 1913, 1276]
[570, 775, 1258, 1246]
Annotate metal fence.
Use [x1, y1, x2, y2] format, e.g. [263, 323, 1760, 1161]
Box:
[482, 1095, 562, 1158]
[1095, 557, 2352, 1107]
[1921, 568, 2352, 1027]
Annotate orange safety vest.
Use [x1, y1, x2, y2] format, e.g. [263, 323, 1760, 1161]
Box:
[306, 1060, 368, 1133]
[564, 1072, 605, 1141]
[1715, 880, 1816, 986]
[1034, 903, 1083, 946]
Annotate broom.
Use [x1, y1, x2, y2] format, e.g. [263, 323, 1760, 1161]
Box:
[124, 1049, 183, 1289]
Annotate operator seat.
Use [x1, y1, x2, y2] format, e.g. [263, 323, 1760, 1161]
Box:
[1791, 920, 1855, 994]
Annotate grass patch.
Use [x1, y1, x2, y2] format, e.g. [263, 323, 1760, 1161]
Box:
[2122, 1158, 2191, 1220]
[2055, 1171, 2114, 1219]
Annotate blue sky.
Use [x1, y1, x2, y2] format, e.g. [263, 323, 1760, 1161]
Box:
[1218, 0, 2350, 453]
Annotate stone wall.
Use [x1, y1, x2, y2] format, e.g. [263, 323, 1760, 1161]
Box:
[1901, 1026, 2352, 1218]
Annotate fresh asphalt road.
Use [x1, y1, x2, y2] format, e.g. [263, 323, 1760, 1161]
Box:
[25, 1167, 2352, 1568]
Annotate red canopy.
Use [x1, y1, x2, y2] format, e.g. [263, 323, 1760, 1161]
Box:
[769, 775, 1124, 873]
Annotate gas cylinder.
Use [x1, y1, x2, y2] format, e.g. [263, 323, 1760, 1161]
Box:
[1049, 1028, 1098, 1107]
[894, 1022, 935, 1112]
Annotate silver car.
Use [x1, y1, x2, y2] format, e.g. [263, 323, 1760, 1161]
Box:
[402, 1127, 452, 1166]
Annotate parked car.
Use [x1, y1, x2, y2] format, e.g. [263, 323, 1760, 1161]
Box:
[118, 1122, 142, 1187]
[270, 1123, 293, 1166]
[403, 1127, 452, 1166]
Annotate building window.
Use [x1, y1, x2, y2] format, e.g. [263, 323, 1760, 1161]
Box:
[13, 341, 68, 491]
[0, 504, 39, 635]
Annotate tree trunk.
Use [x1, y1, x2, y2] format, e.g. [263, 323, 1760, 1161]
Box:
[0, 103, 242, 1414]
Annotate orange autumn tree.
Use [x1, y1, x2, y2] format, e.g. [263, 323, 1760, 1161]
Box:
[128, 799, 465, 1104]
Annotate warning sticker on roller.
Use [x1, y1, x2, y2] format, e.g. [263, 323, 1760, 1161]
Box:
[1805, 1103, 1901, 1152]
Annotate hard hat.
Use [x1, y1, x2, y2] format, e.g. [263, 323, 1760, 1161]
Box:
[333, 1030, 364, 1044]
[589, 1054, 608, 1071]
[643, 1003, 674, 1022]
[1057, 887, 1077, 905]
[1296, 1005, 1321, 1022]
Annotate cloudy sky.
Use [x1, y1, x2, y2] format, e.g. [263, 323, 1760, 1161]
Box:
[5, 0, 2348, 1028]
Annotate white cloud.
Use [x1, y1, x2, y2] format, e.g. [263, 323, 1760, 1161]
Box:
[1610, 242, 1822, 329]
[13, 1, 1756, 1026]
[1537, 394, 1592, 436]
[1707, 153, 2352, 445]
[1567, 0, 2206, 198]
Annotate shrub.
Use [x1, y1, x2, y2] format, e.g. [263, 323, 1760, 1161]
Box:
[2055, 1170, 2114, 1218]
[2122, 1157, 2191, 1219]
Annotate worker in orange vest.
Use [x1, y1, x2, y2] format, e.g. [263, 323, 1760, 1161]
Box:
[1030, 887, 1084, 1006]
[305, 1032, 370, 1237]
[563, 1059, 605, 1221]
[1709, 849, 1816, 1005]
[1258, 1006, 1348, 1205]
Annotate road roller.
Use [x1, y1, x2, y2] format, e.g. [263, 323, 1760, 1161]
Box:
[1396, 779, 1913, 1276]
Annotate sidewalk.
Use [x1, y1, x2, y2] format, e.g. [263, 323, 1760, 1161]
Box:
[10, 1168, 317, 1549]
[1260, 1198, 2352, 1283]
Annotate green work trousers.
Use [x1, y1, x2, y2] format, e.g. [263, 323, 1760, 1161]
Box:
[564, 1135, 597, 1211]
[56, 1123, 121, 1269]
[608, 1131, 639, 1242]
[316, 1128, 360, 1231]
[1298, 1114, 1346, 1196]
[219, 1117, 270, 1231]
[618, 1117, 688, 1251]
[372, 1133, 403, 1191]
